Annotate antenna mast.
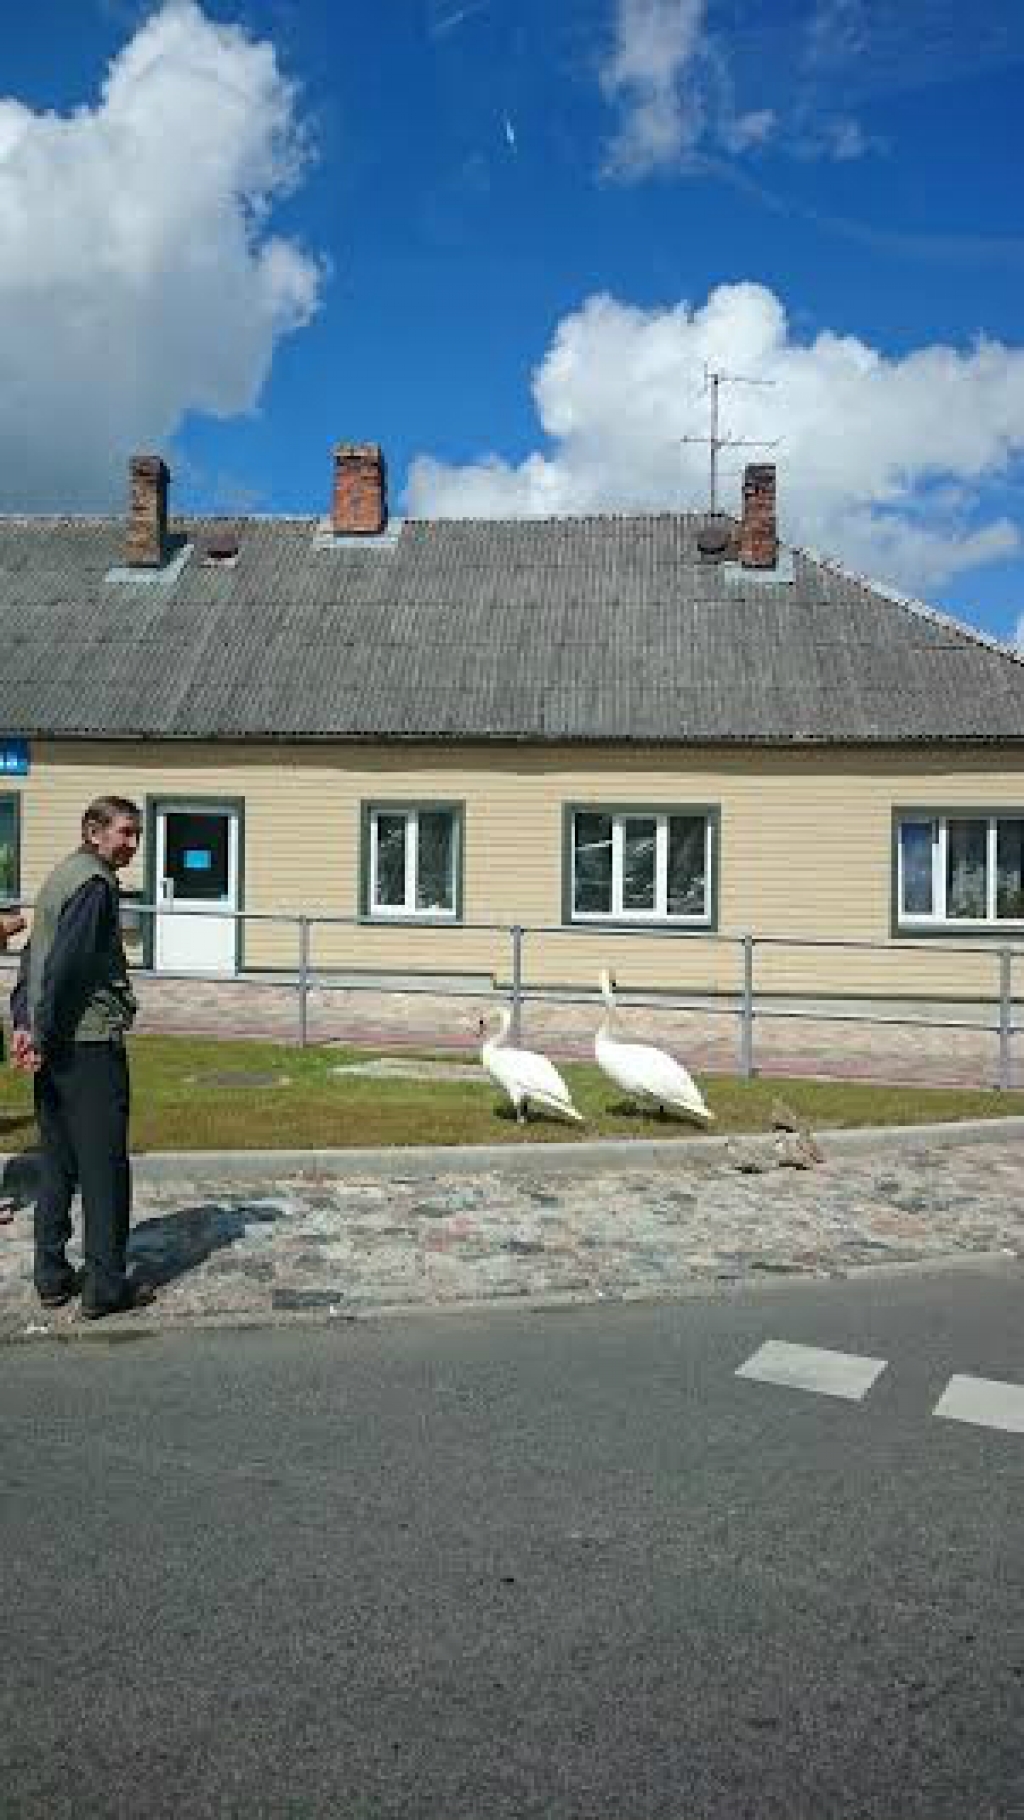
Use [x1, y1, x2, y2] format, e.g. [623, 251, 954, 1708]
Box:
[680, 366, 777, 515]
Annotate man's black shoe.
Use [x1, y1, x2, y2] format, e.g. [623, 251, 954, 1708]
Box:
[37, 1268, 85, 1309]
[79, 1280, 156, 1321]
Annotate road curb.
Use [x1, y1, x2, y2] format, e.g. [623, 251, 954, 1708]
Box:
[3, 1247, 1020, 1348]
[3, 1115, 1024, 1188]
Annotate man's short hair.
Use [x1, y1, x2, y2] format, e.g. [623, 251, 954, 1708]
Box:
[81, 795, 142, 839]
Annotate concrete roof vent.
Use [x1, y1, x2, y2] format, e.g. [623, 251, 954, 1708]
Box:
[696, 517, 731, 561]
[201, 527, 241, 566]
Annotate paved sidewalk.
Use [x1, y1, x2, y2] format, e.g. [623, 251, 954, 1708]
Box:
[2, 1130, 1022, 1340]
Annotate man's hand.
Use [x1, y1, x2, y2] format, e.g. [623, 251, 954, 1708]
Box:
[0, 911, 26, 949]
[10, 1029, 41, 1073]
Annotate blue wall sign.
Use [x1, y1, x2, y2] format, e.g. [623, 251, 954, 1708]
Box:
[184, 849, 212, 871]
[0, 740, 28, 777]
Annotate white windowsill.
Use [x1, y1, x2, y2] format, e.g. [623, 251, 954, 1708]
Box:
[572, 912, 711, 928]
[899, 918, 1024, 933]
[367, 909, 458, 923]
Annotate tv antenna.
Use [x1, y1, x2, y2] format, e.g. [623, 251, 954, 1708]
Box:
[679, 365, 778, 516]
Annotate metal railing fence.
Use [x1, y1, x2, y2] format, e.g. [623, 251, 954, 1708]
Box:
[2, 898, 1021, 1088]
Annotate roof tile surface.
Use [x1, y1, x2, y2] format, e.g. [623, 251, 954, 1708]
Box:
[0, 513, 1020, 743]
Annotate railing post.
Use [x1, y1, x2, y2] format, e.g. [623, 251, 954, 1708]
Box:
[510, 923, 524, 1045]
[998, 947, 1012, 1091]
[740, 933, 755, 1079]
[298, 915, 310, 1049]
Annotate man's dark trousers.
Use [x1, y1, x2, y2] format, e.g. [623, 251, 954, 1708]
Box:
[34, 1042, 131, 1310]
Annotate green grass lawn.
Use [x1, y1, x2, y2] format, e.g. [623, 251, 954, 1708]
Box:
[0, 1034, 1022, 1152]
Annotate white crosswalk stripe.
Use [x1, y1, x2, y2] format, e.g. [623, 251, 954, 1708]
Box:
[736, 1340, 888, 1402]
[933, 1374, 1024, 1435]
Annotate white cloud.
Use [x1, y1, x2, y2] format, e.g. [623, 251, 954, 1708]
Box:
[721, 108, 776, 154]
[1014, 613, 1024, 653]
[600, 0, 710, 177]
[599, 0, 895, 178]
[813, 115, 882, 161]
[802, 0, 867, 73]
[406, 282, 1024, 595]
[0, 0, 324, 510]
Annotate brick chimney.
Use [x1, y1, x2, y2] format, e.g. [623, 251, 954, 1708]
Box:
[740, 463, 777, 569]
[126, 454, 169, 568]
[332, 443, 387, 536]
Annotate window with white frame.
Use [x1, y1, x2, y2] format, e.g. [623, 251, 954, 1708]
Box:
[896, 813, 1024, 926]
[366, 805, 460, 918]
[569, 808, 713, 923]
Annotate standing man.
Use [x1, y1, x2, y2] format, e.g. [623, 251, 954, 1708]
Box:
[0, 907, 27, 1222]
[12, 796, 153, 1318]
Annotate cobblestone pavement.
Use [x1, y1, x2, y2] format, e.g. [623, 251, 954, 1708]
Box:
[2, 1135, 1022, 1340]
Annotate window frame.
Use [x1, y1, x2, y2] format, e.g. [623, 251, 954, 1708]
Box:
[0, 791, 22, 905]
[892, 806, 1024, 935]
[361, 801, 464, 923]
[562, 802, 719, 930]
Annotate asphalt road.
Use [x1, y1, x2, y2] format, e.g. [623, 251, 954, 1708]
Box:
[2, 1268, 1023, 1819]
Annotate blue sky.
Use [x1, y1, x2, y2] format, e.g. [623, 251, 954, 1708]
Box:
[2, 1, 1024, 641]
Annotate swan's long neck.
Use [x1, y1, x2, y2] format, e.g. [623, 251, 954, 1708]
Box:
[486, 1006, 512, 1051]
[598, 978, 617, 1043]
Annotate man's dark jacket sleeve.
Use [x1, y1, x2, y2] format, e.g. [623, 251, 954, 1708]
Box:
[9, 943, 30, 1032]
[34, 877, 111, 1051]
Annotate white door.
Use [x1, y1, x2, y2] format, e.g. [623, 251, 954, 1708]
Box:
[154, 806, 239, 975]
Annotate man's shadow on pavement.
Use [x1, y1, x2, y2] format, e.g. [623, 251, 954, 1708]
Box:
[1, 1151, 285, 1288]
[128, 1202, 285, 1289]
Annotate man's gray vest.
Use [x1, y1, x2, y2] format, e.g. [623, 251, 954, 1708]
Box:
[28, 847, 137, 1044]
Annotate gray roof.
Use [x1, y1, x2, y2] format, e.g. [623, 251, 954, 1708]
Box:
[0, 511, 1022, 745]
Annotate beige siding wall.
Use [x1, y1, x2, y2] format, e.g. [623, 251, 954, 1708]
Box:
[7, 739, 1024, 997]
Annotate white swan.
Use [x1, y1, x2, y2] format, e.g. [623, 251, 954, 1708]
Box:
[595, 970, 714, 1125]
[479, 1008, 583, 1125]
